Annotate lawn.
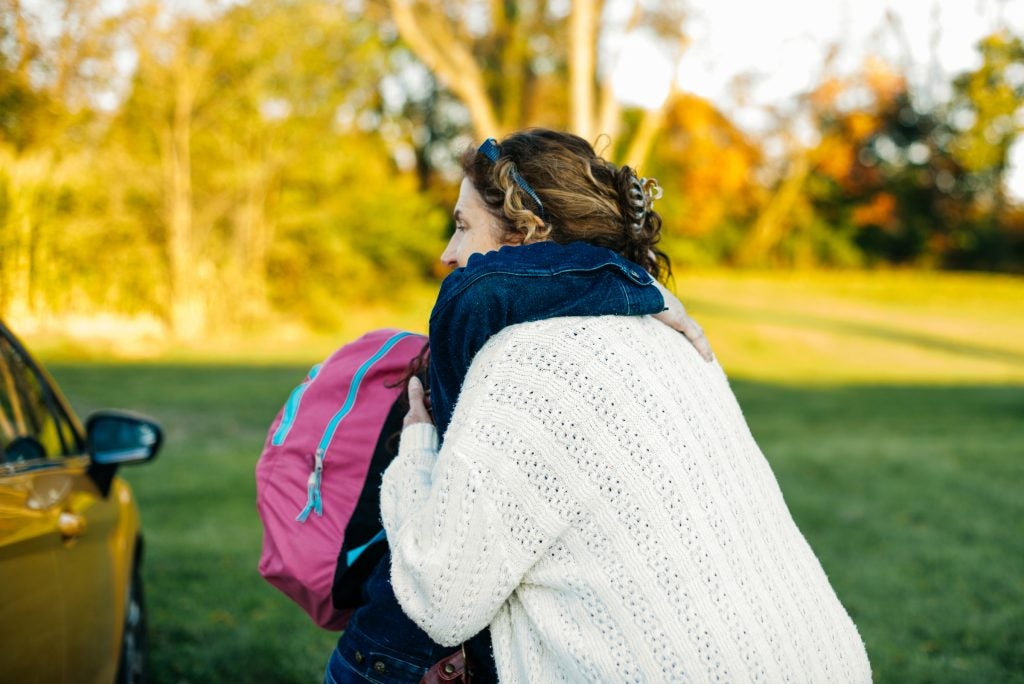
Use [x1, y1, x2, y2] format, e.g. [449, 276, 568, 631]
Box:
[40, 269, 1024, 683]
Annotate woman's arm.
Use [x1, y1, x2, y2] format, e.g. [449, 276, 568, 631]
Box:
[381, 372, 568, 647]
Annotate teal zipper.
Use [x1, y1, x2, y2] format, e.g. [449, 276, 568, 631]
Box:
[296, 331, 417, 522]
[271, 363, 322, 446]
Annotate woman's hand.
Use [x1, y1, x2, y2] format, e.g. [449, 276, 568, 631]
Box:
[651, 280, 714, 362]
[403, 376, 435, 428]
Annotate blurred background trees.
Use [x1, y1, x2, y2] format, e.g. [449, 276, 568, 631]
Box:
[1, 0, 1022, 341]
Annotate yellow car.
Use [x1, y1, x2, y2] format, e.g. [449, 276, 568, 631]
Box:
[0, 321, 162, 684]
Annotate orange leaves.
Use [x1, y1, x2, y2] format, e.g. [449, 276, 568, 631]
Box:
[863, 56, 907, 105]
[653, 95, 762, 239]
[809, 77, 845, 111]
[846, 112, 878, 142]
[852, 192, 898, 231]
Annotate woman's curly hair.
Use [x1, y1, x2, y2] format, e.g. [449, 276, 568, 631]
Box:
[460, 128, 672, 281]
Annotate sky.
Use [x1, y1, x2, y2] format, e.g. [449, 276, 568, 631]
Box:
[615, 0, 1024, 200]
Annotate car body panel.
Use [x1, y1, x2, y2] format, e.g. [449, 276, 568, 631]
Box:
[0, 467, 66, 683]
[0, 322, 147, 684]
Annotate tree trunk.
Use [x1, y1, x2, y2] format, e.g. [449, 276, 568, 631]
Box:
[232, 138, 272, 321]
[569, 0, 598, 141]
[164, 50, 205, 342]
[623, 107, 666, 170]
[388, 0, 501, 139]
[3, 152, 50, 322]
[736, 152, 811, 265]
[386, 0, 676, 168]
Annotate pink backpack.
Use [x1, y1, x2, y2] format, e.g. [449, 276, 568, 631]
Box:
[256, 329, 427, 630]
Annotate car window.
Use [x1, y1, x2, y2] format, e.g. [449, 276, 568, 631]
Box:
[0, 334, 72, 464]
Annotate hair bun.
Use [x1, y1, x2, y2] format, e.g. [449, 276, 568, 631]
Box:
[618, 168, 663, 237]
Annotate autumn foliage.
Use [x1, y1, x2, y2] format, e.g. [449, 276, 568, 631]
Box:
[1, 1, 1021, 339]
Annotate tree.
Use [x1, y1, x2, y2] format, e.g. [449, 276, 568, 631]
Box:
[642, 93, 764, 266]
[942, 30, 1024, 268]
[382, 0, 689, 169]
[822, 32, 1024, 270]
[947, 31, 1024, 211]
[112, 0, 446, 337]
[0, 0, 131, 319]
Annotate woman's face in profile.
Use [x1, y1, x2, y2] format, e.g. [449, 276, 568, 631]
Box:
[441, 177, 506, 269]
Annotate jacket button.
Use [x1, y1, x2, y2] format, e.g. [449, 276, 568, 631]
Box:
[374, 661, 386, 674]
[443, 663, 456, 674]
[354, 651, 364, 664]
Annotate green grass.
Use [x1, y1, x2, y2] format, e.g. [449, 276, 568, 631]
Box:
[48, 368, 1024, 683]
[739, 383, 1024, 683]
[50, 364, 340, 683]
[34, 269, 1024, 683]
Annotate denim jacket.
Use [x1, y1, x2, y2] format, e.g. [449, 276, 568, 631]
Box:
[329, 241, 664, 684]
[427, 240, 663, 441]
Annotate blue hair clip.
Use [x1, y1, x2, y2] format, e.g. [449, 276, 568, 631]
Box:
[478, 138, 546, 220]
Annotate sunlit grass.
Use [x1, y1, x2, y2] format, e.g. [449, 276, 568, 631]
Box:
[28, 270, 1024, 683]
[674, 269, 1024, 384]
[50, 364, 341, 683]
[26, 269, 1024, 384]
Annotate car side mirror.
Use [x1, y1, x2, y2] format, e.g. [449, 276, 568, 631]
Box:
[86, 411, 163, 466]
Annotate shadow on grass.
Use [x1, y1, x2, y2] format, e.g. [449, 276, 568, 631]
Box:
[688, 297, 1024, 366]
[47, 363, 1024, 684]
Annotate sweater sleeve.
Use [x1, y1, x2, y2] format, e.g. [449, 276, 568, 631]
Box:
[380, 354, 569, 647]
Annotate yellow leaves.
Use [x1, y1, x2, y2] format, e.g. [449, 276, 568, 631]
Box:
[978, 30, 1014, 54]
[815, 138, 855, 182]
[719, 148, 751, 194]
[671, 96, 716, 137]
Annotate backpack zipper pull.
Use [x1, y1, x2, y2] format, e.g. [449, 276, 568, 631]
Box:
[296, 449, 325, 522]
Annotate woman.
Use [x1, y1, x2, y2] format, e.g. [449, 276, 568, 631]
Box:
[382, 129, 872, 682]
[324, 144, 711, 681]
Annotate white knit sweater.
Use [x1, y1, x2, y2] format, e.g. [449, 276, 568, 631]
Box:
[381, 316, 872, 683]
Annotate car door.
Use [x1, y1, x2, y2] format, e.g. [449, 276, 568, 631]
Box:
[0, 329, 120, 684]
